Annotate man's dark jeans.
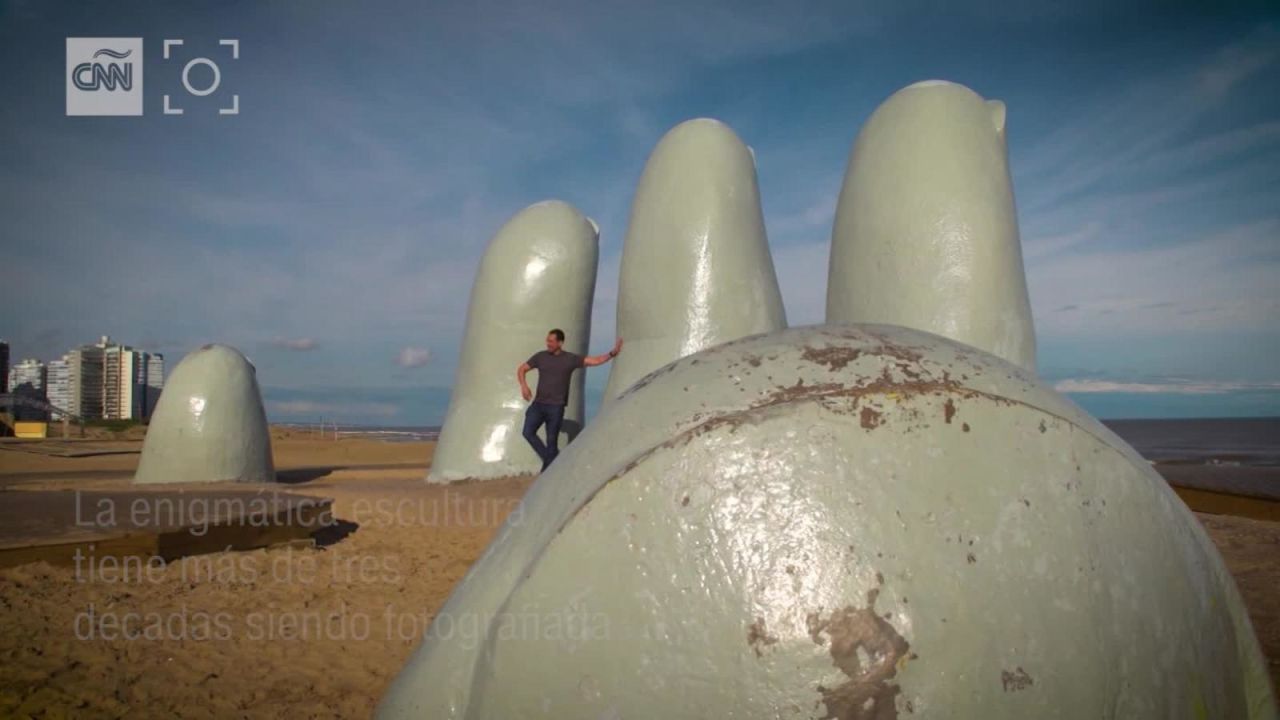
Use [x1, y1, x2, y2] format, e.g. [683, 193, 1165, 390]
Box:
[522, 401, 565, 471]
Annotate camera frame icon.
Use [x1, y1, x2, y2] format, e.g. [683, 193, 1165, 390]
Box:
[162, 38, 239, 115]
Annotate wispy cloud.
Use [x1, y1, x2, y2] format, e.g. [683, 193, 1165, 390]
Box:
[1017, 24, 1279, 229]
[1010, 21, 1280, 353]
[1028, 219, 1280, 337]
[269, 337, 318, 351]
[1195, 25, 1280, 100]
[1023, 223, 1101, 262]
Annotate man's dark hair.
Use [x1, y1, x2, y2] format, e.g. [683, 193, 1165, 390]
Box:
[548, 328, 565, 342]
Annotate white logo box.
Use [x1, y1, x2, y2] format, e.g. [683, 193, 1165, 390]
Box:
[66, 37, 144, 116]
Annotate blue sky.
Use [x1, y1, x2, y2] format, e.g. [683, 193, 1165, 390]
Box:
[2, 0, 1278, 424]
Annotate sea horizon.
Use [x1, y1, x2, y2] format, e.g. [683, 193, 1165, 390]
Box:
[279, 416, 1280, 469]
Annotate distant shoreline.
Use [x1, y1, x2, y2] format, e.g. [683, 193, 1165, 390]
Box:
[275, 417, 1280, 467]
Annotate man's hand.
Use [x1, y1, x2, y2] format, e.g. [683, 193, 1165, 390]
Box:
[584, 338, 624, 367]
[520, 384, 532, 402]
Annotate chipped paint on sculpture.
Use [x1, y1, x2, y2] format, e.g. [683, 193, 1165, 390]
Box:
[134, 343, 274, 485]
[828, 80, 1037, 371]
[428, 200, 599, 482]
[603, 118, 786, 402]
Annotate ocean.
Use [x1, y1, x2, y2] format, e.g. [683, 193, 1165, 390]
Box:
[336, 426, 442, 442]
[1103, 417, 1280, 467]
[276, 423, 441, 442]
[293, 418, 1280, 467]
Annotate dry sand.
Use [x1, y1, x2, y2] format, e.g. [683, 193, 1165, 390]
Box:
[0, 435, 1276, 718]
[0, 427, 427, 488]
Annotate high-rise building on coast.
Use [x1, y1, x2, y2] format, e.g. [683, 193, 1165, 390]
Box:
[7, 357, 48, 421]
[8, 358, 46, 394]
[68, 339, 107, 420]
[46, 356, 71, 418]
[0, 335, 165, 421]
[104, 344, 164, 419]
[104, 344, 138, 419]
[145, 353, 165, 418]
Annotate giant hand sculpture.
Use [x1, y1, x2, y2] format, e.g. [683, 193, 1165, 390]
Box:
[392, 81, 1276, 718]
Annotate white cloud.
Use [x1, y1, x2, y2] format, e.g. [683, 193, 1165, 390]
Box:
[396, 347, 433, 368]
[270, 337, 318, 351]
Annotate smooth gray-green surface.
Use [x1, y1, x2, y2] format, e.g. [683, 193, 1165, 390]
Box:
[428, 200, 599, 482]
[133, 344, 274, 485]
[380, 325, 1274, 719]
[603, 118, 786, 403]
[828, 80, 1037, 371]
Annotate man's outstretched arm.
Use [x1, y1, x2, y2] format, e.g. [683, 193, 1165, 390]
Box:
[583, 337, 624, 367]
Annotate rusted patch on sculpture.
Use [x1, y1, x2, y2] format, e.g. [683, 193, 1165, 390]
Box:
[663, 378, 849, 447]
[747, 617, 779, 657]
[943, 398, 956, 424]
[802, 345, 864, 372]
[807, 588, 910, 720]
[851, 328, 926, 364]
[1001, 667, 1033, 692]
[562, 337, 1077, 536]
[582, 368, 1018, 526]
[860, 406, 883, 430]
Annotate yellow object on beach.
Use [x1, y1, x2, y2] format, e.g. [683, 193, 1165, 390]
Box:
[13, 421, 47, 439]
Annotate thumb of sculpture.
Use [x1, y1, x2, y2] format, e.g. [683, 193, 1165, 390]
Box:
[134, 343, 274, 485]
